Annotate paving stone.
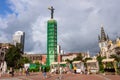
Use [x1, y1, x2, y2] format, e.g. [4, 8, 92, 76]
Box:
[0, 72, 120, 80]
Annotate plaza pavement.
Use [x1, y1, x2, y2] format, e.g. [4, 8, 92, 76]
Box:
[0, 72, 120, 80]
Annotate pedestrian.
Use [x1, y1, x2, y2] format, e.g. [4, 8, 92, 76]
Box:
[0, 71, 1, 77]
[73, 66, 77, 74]
[19, 68, 22, 75]
[25, 67, 30, 76]
[9, 67, 14, 77]
[0, 67, 1, 77]
[59, 67, 63, 75]
[42, 66, 47, 79]
[22, 68, 25, 75]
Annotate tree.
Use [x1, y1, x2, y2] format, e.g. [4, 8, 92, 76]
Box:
[83, 57, 92, 68]
[17, 57, 31, 68]
[110, 54, 120, 62]
[65, 59, 73, 69]
[73, 53, 83, 61]
[5, 44, 22, 68]
[97, 55, 106, 72]
[65, 59, 73, 64]
[84, 57, 92, 63]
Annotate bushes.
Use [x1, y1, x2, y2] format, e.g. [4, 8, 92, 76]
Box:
[117, 68, 120, 75]
[41, 65, 50, 72]
[29, 63, 40, 72]
[99, 64, 104, 73]
[29, 67, 39, 72]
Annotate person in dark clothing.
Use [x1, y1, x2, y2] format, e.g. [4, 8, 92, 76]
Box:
[25, 68, 30, 76]
[9, 67, 14, 77]
[42, 66, 47, 79]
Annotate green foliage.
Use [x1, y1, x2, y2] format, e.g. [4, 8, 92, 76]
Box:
[99, 64, 104, 73]
[65, 59, 73, 64]
[117, 62, 120, 74]
[5, 44, 22, 68]
[65, 53, 83, 63]
[60, 64, 66, 67]
[105, 62, 114, 69]
[29, 66, 39, 72]
[46, 66, 50, 72]
[110, 54, 120, 62]
[97, 55, 106, 64]
[41, 65, 50, 72]
[29, 62, 41, 72]
[5, 44, 31, 69]
[35, 62, 40, 72]
[35, 61, 40, 65]
[73, 53, 83, 61]
[83, 57, 92, 67]
[97, 55, 106, 73]
[84, 57, 92, 63]
[17, 57, 31, 68]
[110, 54, 120, 74]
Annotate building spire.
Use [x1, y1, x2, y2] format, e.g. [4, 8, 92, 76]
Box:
[107, 34, 109, 40]
[98, 35, 100, 42]
[48, 6, 55, 19]
[100, 25, 107, 42]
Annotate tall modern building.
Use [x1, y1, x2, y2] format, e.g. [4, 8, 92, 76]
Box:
[57, 44, 61, 54]
[13, 31, 25, 53]
[47, 6, 57, 66]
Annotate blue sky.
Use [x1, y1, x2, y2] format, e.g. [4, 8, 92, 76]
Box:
[0, 0, 120, 56]
[0, 0, 13, 16]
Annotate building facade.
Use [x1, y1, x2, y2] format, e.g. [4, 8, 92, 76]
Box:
[61, 52, 89, 61]
[0, 43, 11, 66]
[98, 26, 109, 57]
[98, 26, 120, 58]
[22, 54, 42, 63]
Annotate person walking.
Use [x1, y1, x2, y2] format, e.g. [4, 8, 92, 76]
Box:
[9, 67, 14, 77]
[73, 66, 77, 74]
[0, 71, 1, 77]
[25, 67, 30, 76]
[42, 66, 47, 79]
[59, 66, 63, 79]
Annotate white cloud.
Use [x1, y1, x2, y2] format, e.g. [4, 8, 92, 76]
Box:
[0, 18, 8, 29]
[31, 16, 48, 53]
[0, 31, 9, 42]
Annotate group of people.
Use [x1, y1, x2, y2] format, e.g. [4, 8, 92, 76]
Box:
[0, 63, 87, 79]
[8, 67, 30, 77]
[73, 65, 88, 74]
[9, 67, 14, 77]
[40, 66, 65, 79]
[0, 67, 14, 77]
[50, 66, 68, 75]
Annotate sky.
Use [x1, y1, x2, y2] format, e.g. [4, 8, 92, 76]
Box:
[0, 0, 120, 56]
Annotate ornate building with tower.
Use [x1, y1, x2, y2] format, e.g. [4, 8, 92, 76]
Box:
[98, 26, 120, 58]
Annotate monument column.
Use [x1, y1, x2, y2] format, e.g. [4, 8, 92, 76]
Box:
[47, 6, 57, 66]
